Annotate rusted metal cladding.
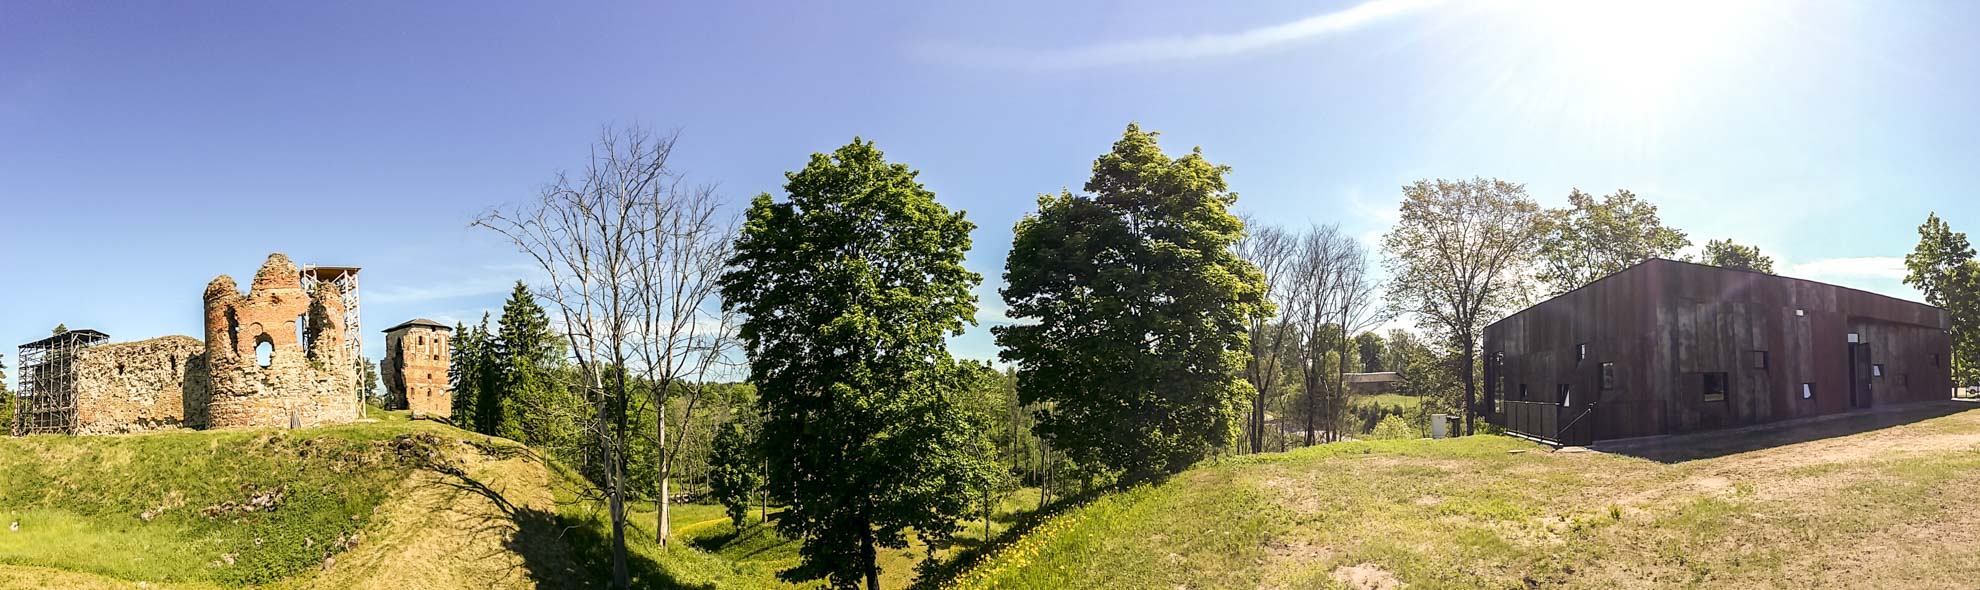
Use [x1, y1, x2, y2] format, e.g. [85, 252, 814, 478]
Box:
[1485, 259, 1951, 443]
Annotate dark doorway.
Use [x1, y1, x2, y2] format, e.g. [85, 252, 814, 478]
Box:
[1849, 342, 1873, 409]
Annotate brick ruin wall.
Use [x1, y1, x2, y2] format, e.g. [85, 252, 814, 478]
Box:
[384, 326, 451, 419]
[202, 253, 360, 429]
[47, 253, 362, 435]
[71, 336, 210, 434]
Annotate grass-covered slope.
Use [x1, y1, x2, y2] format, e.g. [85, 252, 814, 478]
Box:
[0, 413, 581, 589]
[944, 405, 1980, 589]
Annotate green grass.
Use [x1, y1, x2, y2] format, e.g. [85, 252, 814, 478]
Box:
[551, 464, 1051, 589]
[0, 419, 473, 586]
[1358, 393, 1424, 411]
[936, 408, 1980, 589]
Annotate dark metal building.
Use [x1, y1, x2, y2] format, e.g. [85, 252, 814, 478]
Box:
[1484, 258, 1952, 445]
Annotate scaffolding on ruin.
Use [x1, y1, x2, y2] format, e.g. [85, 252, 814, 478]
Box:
[301, 265, 363, 416]
[300, 265, 362, 362]
[13, 329, 109, 436]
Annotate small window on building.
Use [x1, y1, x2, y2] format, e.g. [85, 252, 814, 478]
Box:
[1795, 309, 1806, 317]
[1847, 332, 1860, 343]
[1872, 363, 1884, 378]
[1559, 384, 1572, 407]
[1703, 372, 1728, 402]
[1600, 362, 1616, 390]
[1801, 382, 1815, 400]
[418, 335, 425, 346]
[1577, 343, 1588, 362]
[1931, 354, 1940, 367]
[255, 339, 274, 368]
[1519, 384, 1529, 400]
[1751, 350, 1768, 370]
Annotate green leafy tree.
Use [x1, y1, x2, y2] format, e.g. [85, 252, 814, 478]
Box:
[1382, 178, 1544, 435]
[0, 352, 12, 430]
[1701, 238, 1775, 273]
[1535, 189, 1690, 295]
[996, 124, 1267, 483]
[1903, 212, 1980, 386]
[358, 357, 381, 405]
[52, 324, 66, 335]
[720, 138, 1000, 590]
[1356, 332, 1385, 373]
[707, 419, 761, 530]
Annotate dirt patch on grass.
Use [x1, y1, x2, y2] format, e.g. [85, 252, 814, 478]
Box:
[1330, 563, 1403, 590]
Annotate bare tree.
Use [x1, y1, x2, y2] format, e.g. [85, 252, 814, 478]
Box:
[475, 125, 682, 588]
[1327, 239, 1386, 443]
[627, 180, 738, 546]
[1381, 178, 1543, 435]
[1234, 219, 1298, 453]
[1287, 224, 1349, 447]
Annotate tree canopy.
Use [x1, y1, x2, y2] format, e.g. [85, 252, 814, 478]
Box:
[1535, 189, 1690, 294]
[995, 123, 1267, 483]
[1701, 238, 1775, 273]
[1381, 177, 1544, 434]
[1903, 212, 1980, 386]
[720, 138, 998, 590]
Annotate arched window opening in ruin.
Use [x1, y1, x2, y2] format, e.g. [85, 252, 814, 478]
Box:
[295, 315, 309, 357]
[255, 337, 274, 368]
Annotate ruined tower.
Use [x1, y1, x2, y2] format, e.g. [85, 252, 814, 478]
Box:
[382, 319, 452, 419]
[202, 253, 361, 428]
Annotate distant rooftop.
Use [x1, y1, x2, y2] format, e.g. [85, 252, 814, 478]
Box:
[382, 318, 451, 333]
[1343, 372, 1403, 384]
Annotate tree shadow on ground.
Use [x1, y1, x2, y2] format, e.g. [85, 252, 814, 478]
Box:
[1590, 400, 1978, 463]
[397, 434, 709, 590]
[907, 488, 1111, 590]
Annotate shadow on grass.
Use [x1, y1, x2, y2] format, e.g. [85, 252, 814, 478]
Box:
[394, 433, 711, 590]
[1591, 400, 1978, 463]
[907, 488, 1111, 590]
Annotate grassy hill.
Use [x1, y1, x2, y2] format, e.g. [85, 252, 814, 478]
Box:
[940, 404, 1980, 589]
[0, 411, 586, 589]
[0, 410, 1037, 589]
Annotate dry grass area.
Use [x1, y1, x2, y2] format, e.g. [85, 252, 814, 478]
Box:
[944, 402, 1980, 589]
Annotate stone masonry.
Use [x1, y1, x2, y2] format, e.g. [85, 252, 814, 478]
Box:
[70, 336, 210, 434]
[382, 319, 452, 419]
[22, 253, 363, 435]
[203, 253, 360, 428]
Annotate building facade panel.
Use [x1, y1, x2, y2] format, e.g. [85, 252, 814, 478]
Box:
[1487, 258, 1952, 444]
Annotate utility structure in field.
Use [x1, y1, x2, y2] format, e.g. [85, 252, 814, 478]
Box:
[381, 318, 451, 419]
[12, 253, 366, 435]
[1485, 258, 1953, 445]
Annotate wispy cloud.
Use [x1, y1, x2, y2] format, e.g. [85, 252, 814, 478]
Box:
[1787, 257, 1909, 282]
[917, 0, 1439, 70]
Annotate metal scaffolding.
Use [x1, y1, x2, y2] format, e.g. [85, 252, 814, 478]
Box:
[301, 265, 363, 416]
[14, 329, 109, 436]
[300, 265, 362, 362]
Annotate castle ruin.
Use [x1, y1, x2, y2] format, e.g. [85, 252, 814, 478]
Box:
[13, 253, 365, 435]
[381, 319, 453, 419]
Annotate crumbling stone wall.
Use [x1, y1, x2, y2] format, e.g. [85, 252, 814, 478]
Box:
[32, 252, 364, 436]
[71, 336, 210, 434]
[202, 253, 360, 429]
[383, 324, 451, 419]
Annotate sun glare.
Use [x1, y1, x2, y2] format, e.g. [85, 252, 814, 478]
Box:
[1478, 0, 1782, 150]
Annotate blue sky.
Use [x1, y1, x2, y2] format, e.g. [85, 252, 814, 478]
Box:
[5, 0, 1980, 386]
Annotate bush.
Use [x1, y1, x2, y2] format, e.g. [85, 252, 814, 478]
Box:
[1366, 415, 1419, 440]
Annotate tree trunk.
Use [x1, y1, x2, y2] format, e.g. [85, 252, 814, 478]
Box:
[1461, 336, 1477, 436]
[861, 520, 880, 590]
[656, 403, 670, 546]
